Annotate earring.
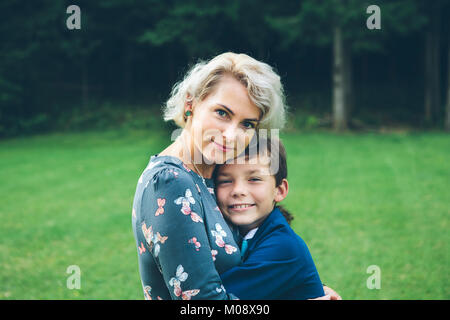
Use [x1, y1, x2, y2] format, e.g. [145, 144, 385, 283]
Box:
[185, 110, 192, 117]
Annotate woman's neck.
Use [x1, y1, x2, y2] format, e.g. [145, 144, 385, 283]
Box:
[159, 131, 216, 179]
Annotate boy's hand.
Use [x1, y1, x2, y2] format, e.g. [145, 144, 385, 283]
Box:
[323, 286, 342, 300]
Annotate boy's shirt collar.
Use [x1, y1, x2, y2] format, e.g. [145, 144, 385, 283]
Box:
[239, 207, 284, 260]
[243, 227, 259, 240]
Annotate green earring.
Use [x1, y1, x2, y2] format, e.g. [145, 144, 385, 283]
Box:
[185, 110, 192, 117]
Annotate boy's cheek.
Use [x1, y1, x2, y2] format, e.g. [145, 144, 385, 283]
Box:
[217, 202, 230, 218]
[215, 188, 228, 207]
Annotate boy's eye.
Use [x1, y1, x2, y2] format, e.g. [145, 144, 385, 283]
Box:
[249, 177, 261, 182]
[217, 180, 231, 185]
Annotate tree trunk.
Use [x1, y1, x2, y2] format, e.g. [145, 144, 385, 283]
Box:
[425, 31, 434, 124]
[424, 5, 441, 126]
[446, 40, 450, 131]
[432, 10, 441, 122]
[332, 25, 347, 131]
[123, 45, 133, 102]
[167, 47, 175, 87]
[81, 59, 89, 108]
[343, 39, 353, 124]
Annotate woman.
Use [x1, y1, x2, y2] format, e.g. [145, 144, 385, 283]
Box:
[131, 52, 338, 300]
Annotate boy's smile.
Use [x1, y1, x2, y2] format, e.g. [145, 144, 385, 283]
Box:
[215, 156, 288, 234]
[227, 203, 256, 212]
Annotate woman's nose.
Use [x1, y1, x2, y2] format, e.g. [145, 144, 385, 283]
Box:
[222, 123, 240, 145]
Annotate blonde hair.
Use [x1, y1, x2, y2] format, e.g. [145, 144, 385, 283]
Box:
[163, 52, 287, 129]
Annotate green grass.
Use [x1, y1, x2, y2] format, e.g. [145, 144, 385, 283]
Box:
[0, 129, 448, 299]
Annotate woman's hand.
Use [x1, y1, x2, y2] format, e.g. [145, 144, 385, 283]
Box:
[309, 294, 331, 300]
[308, 286, 342, 300]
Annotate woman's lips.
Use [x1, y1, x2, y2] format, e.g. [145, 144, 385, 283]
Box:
[213, 141, 232, 152]
[228, 203, 256, 212]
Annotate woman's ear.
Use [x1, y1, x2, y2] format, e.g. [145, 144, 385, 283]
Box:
[184, 93, 194, 113]
[184, 101, 192, 114]
[184, 97, 194, 125]
[274, 178, 289, 203]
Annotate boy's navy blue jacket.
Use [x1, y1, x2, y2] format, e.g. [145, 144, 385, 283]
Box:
[220, 207, 325, 300]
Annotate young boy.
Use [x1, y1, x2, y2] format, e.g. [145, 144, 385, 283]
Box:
[214, 136, 325, 300]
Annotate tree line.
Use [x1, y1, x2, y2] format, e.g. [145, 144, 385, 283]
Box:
[0, 0, 449, 137]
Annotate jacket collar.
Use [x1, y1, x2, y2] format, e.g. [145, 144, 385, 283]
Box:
[242, 207, 286, 260]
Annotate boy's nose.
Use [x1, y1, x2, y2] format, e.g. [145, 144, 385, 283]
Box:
[231, 181, 247, 197]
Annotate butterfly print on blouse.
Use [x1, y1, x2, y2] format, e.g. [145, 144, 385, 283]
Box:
[143, 285, 152, 300]
[138, 242, 146, 255]
[181, 290, 200, 300]
[211, 223, 237, 254]
[168, 169, 179, 178]
[215, 284, 226, 293]
[155, 198, 166, 216]
[174, 189, 203, 223]
[141, 222, 168, 257]
[211, 250, 218, 261]
[188, 237, 201, 251]
[143, 285, 162, 300]
[168, 265, 200, 300]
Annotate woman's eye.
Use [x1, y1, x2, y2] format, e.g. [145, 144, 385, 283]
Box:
[216, 109, 228, 118]
[242, 121, 256, 129]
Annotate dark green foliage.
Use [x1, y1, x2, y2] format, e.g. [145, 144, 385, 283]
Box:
[0, 0, 448, 137]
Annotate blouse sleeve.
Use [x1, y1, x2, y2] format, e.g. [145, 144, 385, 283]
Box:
[139, 167, 238, 300]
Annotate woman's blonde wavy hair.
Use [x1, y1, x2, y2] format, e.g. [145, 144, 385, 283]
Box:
[163, 52, 287, 130]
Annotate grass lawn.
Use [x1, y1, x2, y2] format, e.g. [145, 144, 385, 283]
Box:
[0, 129, 448, 299]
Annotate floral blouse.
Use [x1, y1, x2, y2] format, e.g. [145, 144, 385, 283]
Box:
[132, 155, 242, 300]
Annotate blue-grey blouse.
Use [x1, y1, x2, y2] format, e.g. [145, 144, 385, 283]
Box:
[132, 155, 242, 300]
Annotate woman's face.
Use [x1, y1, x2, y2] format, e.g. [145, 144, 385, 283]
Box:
[187, 75, 261, 164]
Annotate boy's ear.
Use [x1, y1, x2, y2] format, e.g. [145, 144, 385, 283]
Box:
[274, 179, 289, 203]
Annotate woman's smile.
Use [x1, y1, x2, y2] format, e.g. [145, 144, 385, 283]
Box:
[213, 140, 233, 152]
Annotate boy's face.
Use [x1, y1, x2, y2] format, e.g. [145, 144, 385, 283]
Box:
[215, 156, 287, 233]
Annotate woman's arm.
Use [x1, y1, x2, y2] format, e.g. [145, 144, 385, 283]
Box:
[140, 168, 238, 300]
